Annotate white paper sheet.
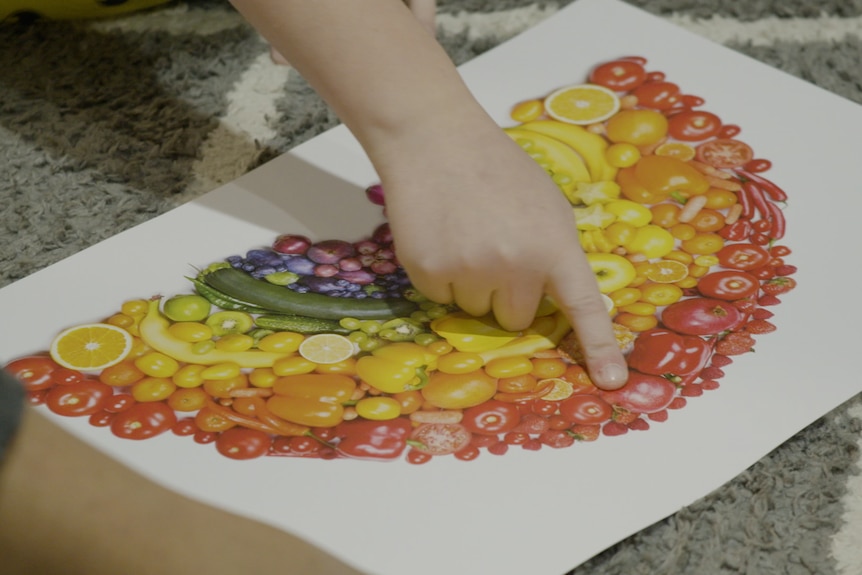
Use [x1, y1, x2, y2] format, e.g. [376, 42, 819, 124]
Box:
[3, 1, 862, 573]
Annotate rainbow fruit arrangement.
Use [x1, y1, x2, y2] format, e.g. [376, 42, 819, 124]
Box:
[5, 56, 796, 463]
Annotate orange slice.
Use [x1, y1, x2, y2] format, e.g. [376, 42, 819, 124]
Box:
[655, 141, 696, 161]
[50, 323, 133, 371]
[544, 84, 620, 125]
[540, 378, 575, 401]
[298, 333, 356, 364]
[644, 260, 689, 283]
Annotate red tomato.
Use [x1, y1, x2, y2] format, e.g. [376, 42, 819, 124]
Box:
[406, 449, 432, 465]
[661, 297, 743, 336]
[88, 411, 115, 428]
[717, 243, 771, 270]
[27, 390, 48, 406]
[716, 124, 741, 139]
[51, 368, 84, 386]
[744, 159, 772, 173]
[589, 60, 647, 91]
[598, 371, 677, 414]
[667, 110, 722, 141]
[695, 139, 754, 168]
[409, 423, 472, 456]
[461, 400, 521, 435]
[559, 394, 613, 425]
[680, 94, 705, 107]
[216, 428, 272, 460]
[171, 418, 198, 437]
[111, 402, 177, 440]
[45, 379, 112, 417]
[697, 271, 760, 300]
[454, 446, 480, 461]
[103, 393, 136, 413]
[632, 81, 680, 109]
[4, 356, 59, 391]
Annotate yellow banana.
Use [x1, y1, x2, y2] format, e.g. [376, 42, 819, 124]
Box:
[139, 299, 292, 368]
[516, 120, 618, 182]
[504, 127, 592, 200]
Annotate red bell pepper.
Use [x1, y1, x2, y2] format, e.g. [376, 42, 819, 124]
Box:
[627, 328, 711, 384]
[334, 418, 413, 460]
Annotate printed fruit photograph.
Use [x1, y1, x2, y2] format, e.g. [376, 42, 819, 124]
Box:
[4, 56, 795, 463]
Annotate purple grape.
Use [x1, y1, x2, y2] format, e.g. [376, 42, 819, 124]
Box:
[314, 264, 340, 278]
[336, 269, 377, 285]
[338, 257, 363, 272]
[284, 256, 316, 275]
[298, 275, 348, 294]
[365, 184, 385, 206]
[354, 240, 379, 255]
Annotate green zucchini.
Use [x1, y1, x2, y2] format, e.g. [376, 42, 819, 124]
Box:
[188, 276, 270, 314]
[203, 267, 418, 320]
[255, 314, 351, 335]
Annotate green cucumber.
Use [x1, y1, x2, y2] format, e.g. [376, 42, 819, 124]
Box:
[188, 276, 271, 314]
[255, 314, 351, 335]
[203, 267, 418, 320]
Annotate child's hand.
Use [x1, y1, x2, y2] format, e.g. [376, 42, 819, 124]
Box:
[374, 108, 629, 390]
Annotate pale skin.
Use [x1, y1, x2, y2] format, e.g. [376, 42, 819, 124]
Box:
[234, 0, 630, 390]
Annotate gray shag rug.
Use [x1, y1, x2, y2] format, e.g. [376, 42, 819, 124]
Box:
[2, 1, 861, 574]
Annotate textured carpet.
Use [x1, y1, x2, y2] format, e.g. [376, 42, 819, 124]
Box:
[2, 1, 861, 574]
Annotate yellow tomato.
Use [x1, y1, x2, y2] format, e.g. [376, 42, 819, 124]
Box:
[510, 99, 544, 123]
[172, 364, 207, 388]
[604, 221, 636, 246]
[214, 333, 254, 352]
[609, 287, 642, 308]
[134, 352, 180, 378]
[248, 367, 278, 388]
[272, 356, 317, 376]
[201, 362, 242, 380]
[614, 312, 658, 332]
[530, 357, 567, 379]
[436, 351, 485, 374]
[604, 199, 652, 227]
[314, 357, 358, 375]
[203, 373, 248, 398]
[623, 225, 675, 259]
[132, 377, 176, 402]
[619, 302, 657, 316]
[167, 322, 213, 343]
[484, 355, 534, 379]
[605, 142, 641, 168]
[258, 331, 304, 353]
[605, 109, 668, 146]
[355, 397, 402, 421]
[704, 188, 738, 210]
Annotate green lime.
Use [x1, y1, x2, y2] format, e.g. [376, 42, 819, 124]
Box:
[163, 295, 212, 322]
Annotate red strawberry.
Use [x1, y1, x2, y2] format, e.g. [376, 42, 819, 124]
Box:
[613, 408, 640, 424]
[745, 319, 776, 334]
[732, 298, 758, 313]
[521, 439, 542, 451]
[681, 383, 704, 397]
[513, 413, 549, 435]
[702, 380, 721, 390]
[761, 277, 797, 295]
[715, 332, 755, 356]
[752, 308, 774, 320]
[627, 418, 650, 431]
[668, 397, 687, 410]
[710, 354, 733, 367]
[602, 421, 629, 436]
[774, 264, 797, 276]
[758, 294, 781, 306]
[699, 366, 725, 380]
[647, 409, 669, 422]
[569, 424, 600, 441]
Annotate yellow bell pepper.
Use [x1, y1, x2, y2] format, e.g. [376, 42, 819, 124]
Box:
[477, 312, 572, 363]
[355, 342, 431, 394]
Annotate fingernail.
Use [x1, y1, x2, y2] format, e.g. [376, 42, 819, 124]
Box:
[598, 363, 629, 389]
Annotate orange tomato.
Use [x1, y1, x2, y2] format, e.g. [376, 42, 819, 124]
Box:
[614, 312, 658, 332]
[99, 360, 145, 387]
[496, 373, 538, 394]
[530, 357, 567, 379]
[704, 188, 737, 210]
[203, 373, 249, 398]
[681, 233, 725, 255]
[634, 156, 709, 195]
[650, 203, 681, 228]
[421, 371, 497, 409]
[690, 208, 726, 233]
[167, 387, 208, 412]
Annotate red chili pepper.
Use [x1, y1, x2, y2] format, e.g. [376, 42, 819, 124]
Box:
[627, 328, 712, 384]
[736, 169, 788, 202]
[334, 418, 413, 460]
[741, 181, 771, 220]
[719, 219, 751, 241]
[206, 400, 310, 437]
[735, 184, 753, 219]
[766, 201, 786, 240]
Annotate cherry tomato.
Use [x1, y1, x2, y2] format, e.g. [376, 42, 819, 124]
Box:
[559, 394, 613, 424]
[216, 427, 272, 460]
[695, 139, 754, 169]
[171, 418, 198, 436]
[770, 245, 792, 257]
[99, 360, 146, 387]
[497, 373, 538, 394]
[131, 377, 176, 402]
[27, 389, 48, 406]
[589, 60, 647, 91]
[195, 406, 236, 433]
[744, 159, 772, 173]
[690, 209, 726, 233]
[697, 271, 760, 300]
[632, 81, 680, 109]
[716, 243, 771, 270]
[667, 110, 722, 141]
[454, 445, 481, 461]
[716, 124, 741, 139]
[45, 379, 112, 417]
[530, 358, 567, 379]
[680, 94, 705, 107]
[4, 356, 59, 391]
[194, 430, 218, 444]
[409, 423, 472, 456]
[461, 400, 521, 435]
[531, 399, 558, 416]
[406, 449, 432, 465]
[88, 411, 115, 428]
[111, 402, 177, 440]
[503, 431, 529, 445]
[288, 435, 321, 454]
[104, 393, 136, 413]
[167, 387, 209, 412]
[470, 433, 498, 448]
[645, 71, 666, 83]
[51, 368, 84, 386]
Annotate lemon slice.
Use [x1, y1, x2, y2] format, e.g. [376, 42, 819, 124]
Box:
[544, 84, 621, 125]
[540, 378, 575, 401]
[644, 260, 689, 284]
[50, 323, 133, 371]
[298, 333, 356, 364]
